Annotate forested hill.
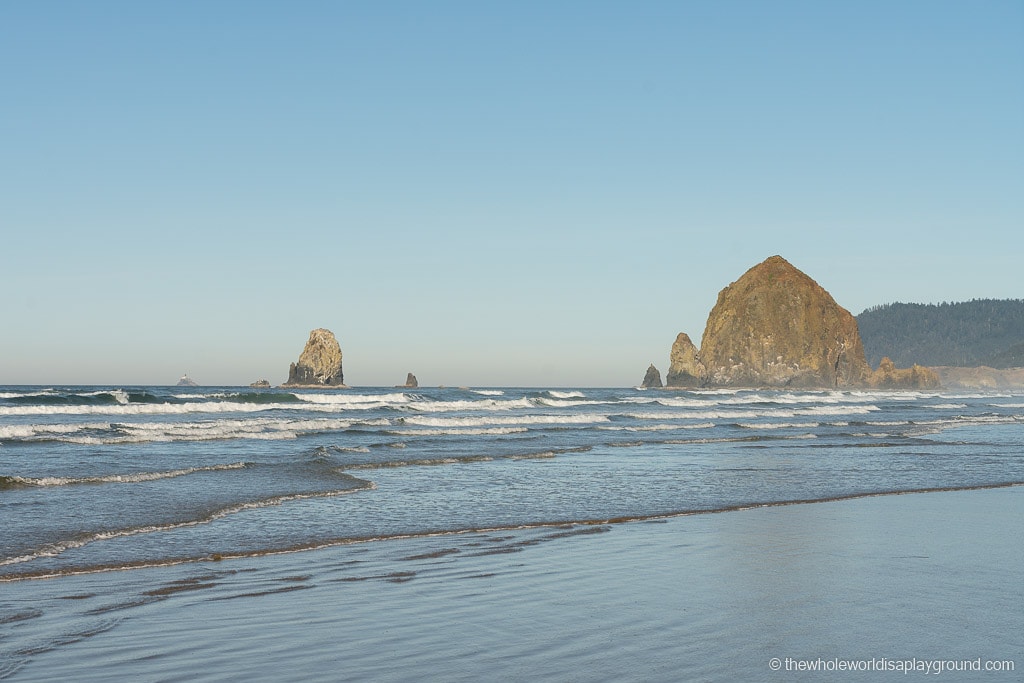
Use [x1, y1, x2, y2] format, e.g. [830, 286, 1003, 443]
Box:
[856, 300, 1024, 368]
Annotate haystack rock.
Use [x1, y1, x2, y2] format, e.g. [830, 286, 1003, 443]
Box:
[666, 333, 705, 387]
[283, 328, 346, 387]
[401, 373, 418, 388]
[641, 364, 663, 388]
[697, 256, 871, 388]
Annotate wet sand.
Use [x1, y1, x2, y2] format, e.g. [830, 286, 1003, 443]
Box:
[3, 486, 1021, 681]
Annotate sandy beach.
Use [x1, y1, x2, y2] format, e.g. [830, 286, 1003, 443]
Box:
[3, 485, 1020, 682]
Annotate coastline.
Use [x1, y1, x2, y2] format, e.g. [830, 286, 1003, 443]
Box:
[4, 486, 1021, 681]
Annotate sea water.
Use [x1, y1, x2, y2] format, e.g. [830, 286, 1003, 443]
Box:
[1, 386, 1022, 680]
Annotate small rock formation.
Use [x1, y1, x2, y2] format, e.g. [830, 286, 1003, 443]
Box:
[866, 358, 940, 389]
[666, 333, 705, 387]
[641, 364, 663, 388]
[928, 366, 1024, 390]
[402, 373, 418, 388]
[662, 256, 938, 389]
[176, 374, 198, 387]
[249, 379, 271, 388]
[283, 328, 346, 387]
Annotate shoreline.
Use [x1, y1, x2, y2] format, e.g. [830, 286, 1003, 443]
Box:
[6, 485, 1021, 681]
[5, 481, 1021, 583]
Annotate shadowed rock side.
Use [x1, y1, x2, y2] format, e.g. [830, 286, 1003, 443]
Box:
[283, 328, 346, 387]
[641, 364, 663, 388]
[697, 256, 871, 387]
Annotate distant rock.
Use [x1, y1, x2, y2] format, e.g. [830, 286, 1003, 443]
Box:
[401, 373, 418, 388]
[249, 379, 271, 388]
[930, 366, 1024, 390]
[865, 358, 940, 389]
[641, 364, 663, 388]
[176, 374, 198, 387]
[282, 328, 347, 388]
[665, 333, 705, 388]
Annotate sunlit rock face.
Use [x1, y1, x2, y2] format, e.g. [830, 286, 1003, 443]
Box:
[284, 328, 345, 387]
[696, 256, 871, 388]
[665, 333, 705, 388]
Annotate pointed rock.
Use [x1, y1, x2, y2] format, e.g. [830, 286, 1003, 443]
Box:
[283, 328, 346, 387]
[666, 333, 706, 387]
[641, 364, 663, 388]
[698, 256, 870, 388]
[402, 373, 418, 388]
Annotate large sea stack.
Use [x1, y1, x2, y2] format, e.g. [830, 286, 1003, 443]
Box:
[697, 256, 871, 387]
[283, 328, 346, 387]
[666, 256, 883, 388]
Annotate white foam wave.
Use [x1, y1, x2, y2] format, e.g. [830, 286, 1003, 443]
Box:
[404, 398, 535, 413]
[736, 422, 820, 430]
[400, 414, 609, 428]
[6, 462, 248, 487]
[297, 392, 411, 406]
[597, 422, 716, 432]
[471, 390, 505, 396]
[1, 417, 387, 445]
[623, 405, 880, 421]
[386, 427, 529, 436]
[545, 390, 585, 399]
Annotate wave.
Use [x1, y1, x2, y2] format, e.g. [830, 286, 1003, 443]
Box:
[385, 427, 529, 436]
[471, 390, 505, 396]
[0, 417, 392, 445]
[0, 462, 248, 489]
[0, 480, 375, 573]
[544, 390, 585, 399]
[398, 413, 610, 428]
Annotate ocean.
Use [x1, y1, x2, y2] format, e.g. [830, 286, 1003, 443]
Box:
[2, 386, 1022, 680]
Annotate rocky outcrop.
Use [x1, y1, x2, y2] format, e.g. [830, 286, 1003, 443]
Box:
[666, 333, 705, 387]
[401, 373, 418, 388]
[641, 364, 663, 388]
[930, 366, 1024, 390]
[283, 328, 346, 387]
[249, 379, 271, 388]
[865, 358, 940, 389]
[661, 256, 937, 390]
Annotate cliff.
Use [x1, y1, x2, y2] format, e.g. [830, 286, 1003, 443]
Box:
[283, 328, 346, 387]
[663, 256, 935, 389]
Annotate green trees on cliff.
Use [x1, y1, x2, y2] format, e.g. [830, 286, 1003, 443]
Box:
[856, 299, 1024, 368]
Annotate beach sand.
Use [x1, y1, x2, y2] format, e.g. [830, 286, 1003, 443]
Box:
[4, 486, 1021, 681]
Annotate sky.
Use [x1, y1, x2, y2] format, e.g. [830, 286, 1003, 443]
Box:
[2, 1, 1022, 387]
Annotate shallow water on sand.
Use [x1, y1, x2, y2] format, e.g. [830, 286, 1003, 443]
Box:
[1, 488, 1021, 681]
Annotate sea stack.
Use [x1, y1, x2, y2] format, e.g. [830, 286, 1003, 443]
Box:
[283, 328, 346, 387]
[641, 364, 663, 388]
[696, 256, 871, 387]
[666, 333, 705, 388]
[402, 373, 418, 388]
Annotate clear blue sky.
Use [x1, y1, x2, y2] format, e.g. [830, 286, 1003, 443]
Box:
[2, 1, 1021, 386]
